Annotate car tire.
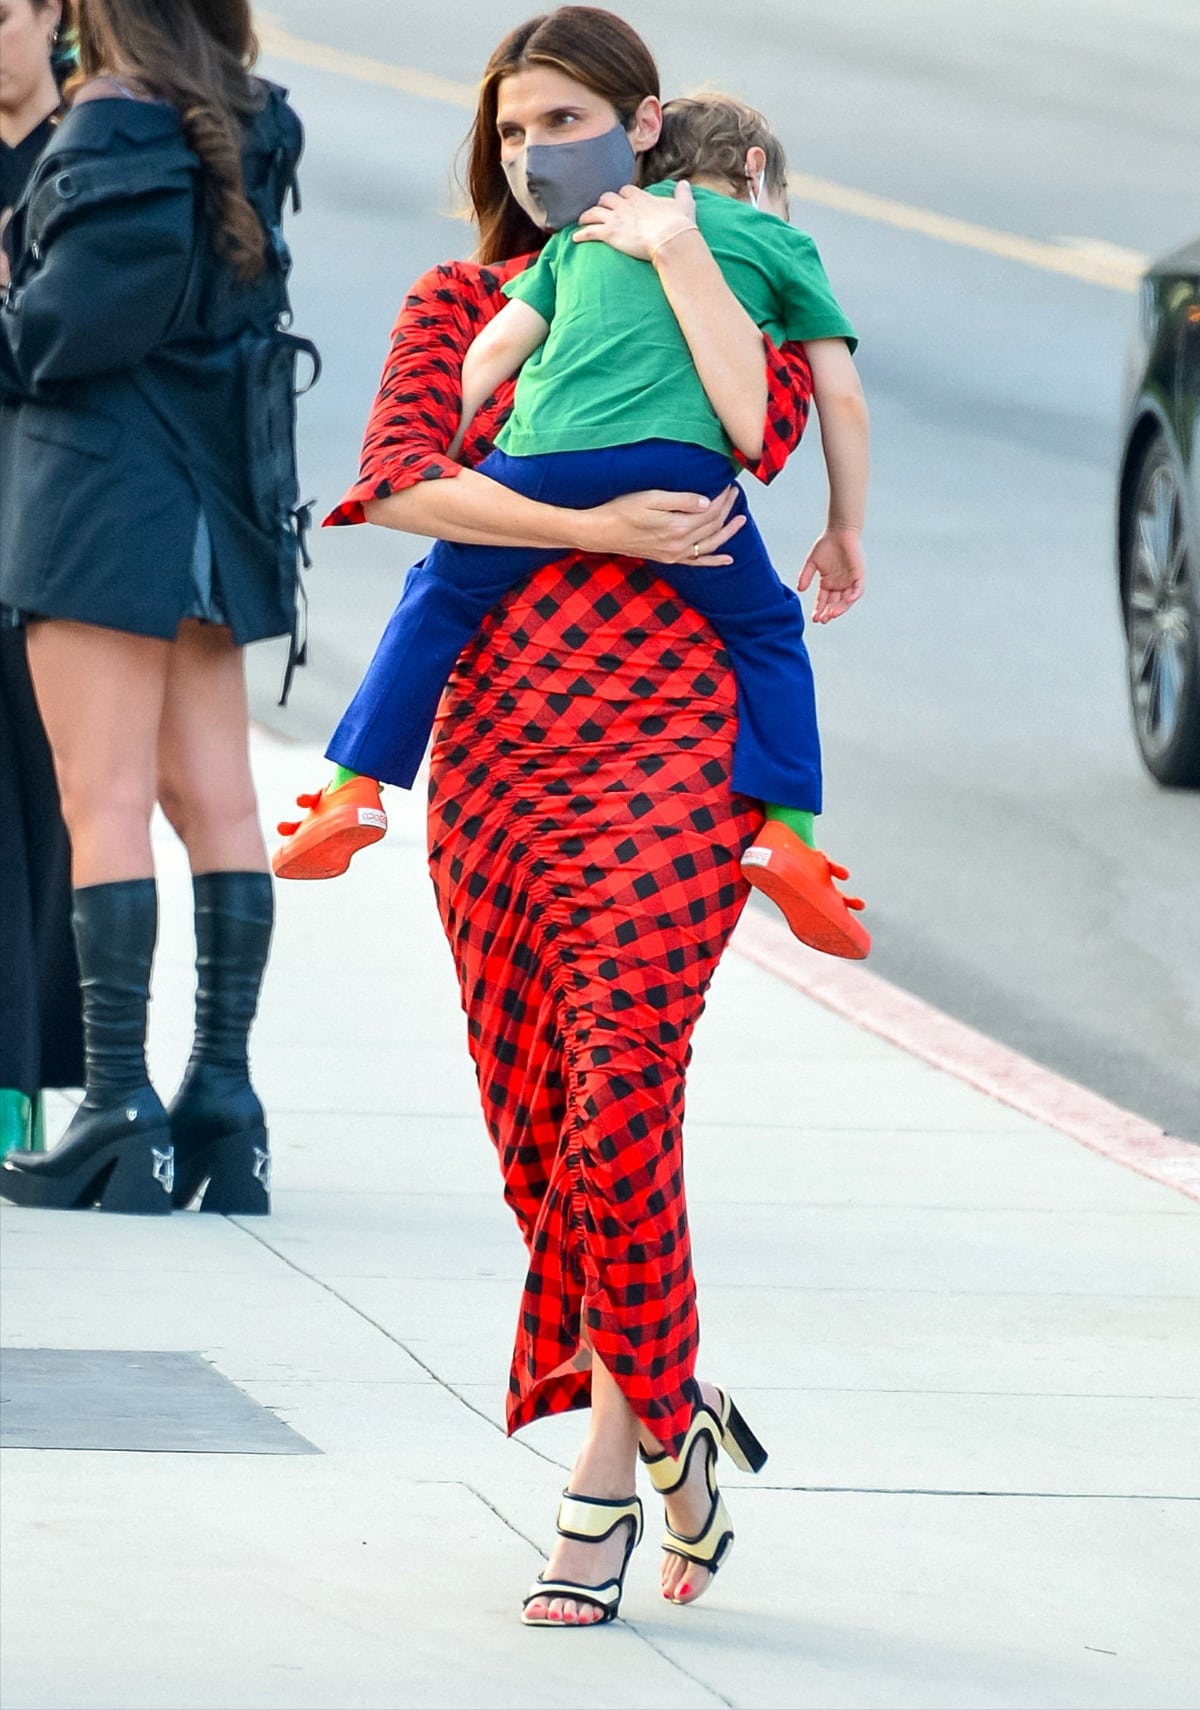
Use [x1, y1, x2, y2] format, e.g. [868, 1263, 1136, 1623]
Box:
[1122, 435, 1200, 787]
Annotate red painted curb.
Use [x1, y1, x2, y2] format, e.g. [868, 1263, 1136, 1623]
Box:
[732, 908, 1200, 1207]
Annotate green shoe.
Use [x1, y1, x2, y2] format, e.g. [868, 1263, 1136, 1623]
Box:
[0, 1089, 33, 1160]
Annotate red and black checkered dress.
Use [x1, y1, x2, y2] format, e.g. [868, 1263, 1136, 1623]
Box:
[328, 257, 812, 1456]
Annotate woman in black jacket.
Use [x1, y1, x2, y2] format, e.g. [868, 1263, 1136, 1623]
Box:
[0, 0, 306, 1214]
[0, 0, 82, 1158]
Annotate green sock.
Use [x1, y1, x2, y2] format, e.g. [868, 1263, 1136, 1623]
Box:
[765, 804, 816, 847]
[331, 765, 361, 790]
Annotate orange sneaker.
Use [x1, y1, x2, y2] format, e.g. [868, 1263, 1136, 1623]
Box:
[741, 821, 870, 959]
[271, 776, 388, 881]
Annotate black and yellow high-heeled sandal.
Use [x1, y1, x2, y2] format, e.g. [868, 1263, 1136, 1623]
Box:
[521, 1491, 644, 1628]
[712, 1388, 769, 1474]
[639, 1391, 768, 1600]
[642, 1389, 769, 1485]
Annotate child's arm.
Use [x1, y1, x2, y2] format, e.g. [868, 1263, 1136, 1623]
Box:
[448, 298, 548, 460]
[798, 338, 870, 623]
[575, 183, 769, 460]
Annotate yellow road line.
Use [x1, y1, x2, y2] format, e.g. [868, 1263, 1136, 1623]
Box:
[788, 172, 1143, 292]
[258, 16, 1145, 295]
[257, 16, 477, 109]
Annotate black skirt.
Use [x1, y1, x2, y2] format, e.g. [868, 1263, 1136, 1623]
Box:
[0, 622, 83, 1095]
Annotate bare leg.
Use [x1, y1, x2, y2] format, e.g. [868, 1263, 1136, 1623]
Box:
[156, 621, 267, 874]
[640, 1379, 727, 1605]
[523, 1355, 641, 1626]
[26, 621, 171, 885]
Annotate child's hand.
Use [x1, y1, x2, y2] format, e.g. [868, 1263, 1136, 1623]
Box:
[798, 528, 866, 623]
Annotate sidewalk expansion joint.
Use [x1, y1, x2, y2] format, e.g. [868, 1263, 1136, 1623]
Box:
[457, 1481, 543, 1555]
[228, 1218, 561, 1467]
[621, 1619, 735, 1709]
[707, 1385, 1200, 1400]
[747, 1484, 1200, 1501]
[419, 1484, 730, 1704]
[703, 1285, 1200, 1298]
[225, 1227, 736, 1705]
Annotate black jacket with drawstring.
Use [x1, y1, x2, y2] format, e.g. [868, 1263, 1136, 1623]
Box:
[0, 84, 306, 645]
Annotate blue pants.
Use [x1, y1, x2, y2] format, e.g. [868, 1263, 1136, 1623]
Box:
[327, 442, 822, 810]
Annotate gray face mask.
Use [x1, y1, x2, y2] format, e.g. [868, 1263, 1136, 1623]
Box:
[502, 123, 637, 232]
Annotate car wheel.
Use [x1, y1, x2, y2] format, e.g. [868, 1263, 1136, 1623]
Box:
[1122, 436, 1200, 787]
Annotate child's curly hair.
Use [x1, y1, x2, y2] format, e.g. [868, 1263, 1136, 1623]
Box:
[639, 93, 788, 199]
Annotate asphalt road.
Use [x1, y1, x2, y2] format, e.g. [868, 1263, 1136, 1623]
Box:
[249, 0, 1200, 1142]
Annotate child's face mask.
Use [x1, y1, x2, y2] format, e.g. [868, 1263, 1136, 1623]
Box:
[502, 123, 636, 232]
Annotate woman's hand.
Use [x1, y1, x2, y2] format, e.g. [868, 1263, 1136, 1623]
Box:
[577, 182, 767, 459]
[798, 528, 866, 623]
[573, 180, 699, 263]
[576, 484, 746, 565]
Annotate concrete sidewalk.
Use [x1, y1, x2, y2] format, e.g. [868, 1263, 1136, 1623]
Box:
[2, 730, 1198, 1710]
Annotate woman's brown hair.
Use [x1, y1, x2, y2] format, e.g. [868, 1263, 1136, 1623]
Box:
[464, 6, 659, 266]
[20, 1, 77, 99]
[72, 0, 265, 279]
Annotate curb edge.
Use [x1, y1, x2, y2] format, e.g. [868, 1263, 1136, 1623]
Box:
[732, 908, 1200, 1207]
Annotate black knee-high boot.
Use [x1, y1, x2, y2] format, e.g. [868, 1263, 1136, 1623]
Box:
[0, 879, 172, 1214]
[168, 871, 273, 1214]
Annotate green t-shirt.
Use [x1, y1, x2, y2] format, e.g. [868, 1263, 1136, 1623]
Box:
[498, 182, 857, 462]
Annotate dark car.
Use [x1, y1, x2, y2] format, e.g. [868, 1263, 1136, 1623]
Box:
[1117, 236, 1200, 787]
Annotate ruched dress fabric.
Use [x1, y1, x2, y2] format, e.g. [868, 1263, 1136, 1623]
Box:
[327, 257, 812, 1456]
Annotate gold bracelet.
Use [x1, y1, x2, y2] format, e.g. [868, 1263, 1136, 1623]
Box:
[649, 225, 699, 268]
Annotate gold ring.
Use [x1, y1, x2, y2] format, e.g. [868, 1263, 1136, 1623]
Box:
[692, 542, 700, 558]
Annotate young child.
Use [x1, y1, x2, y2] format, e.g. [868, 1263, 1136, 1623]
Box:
[277, 95, 870, 958]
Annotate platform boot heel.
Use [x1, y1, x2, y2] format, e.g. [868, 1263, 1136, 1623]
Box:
[168, 872, 273, 1215]
[0, 880, 172, 1215]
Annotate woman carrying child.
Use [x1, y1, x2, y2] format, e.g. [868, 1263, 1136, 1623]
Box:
[287, 6, 870, 1626]
[280, 90, 870, 957]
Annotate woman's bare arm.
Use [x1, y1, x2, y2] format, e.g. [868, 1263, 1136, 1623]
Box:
[364, 470, 747, 565]
[573, 182, 767, 460]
